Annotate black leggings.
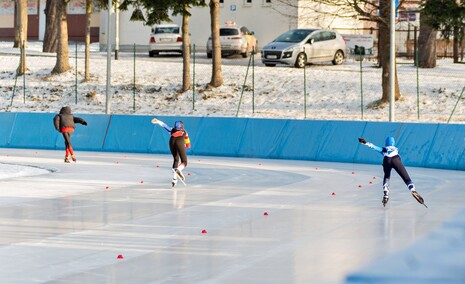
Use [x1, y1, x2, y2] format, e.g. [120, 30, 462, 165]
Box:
[169, 137, 187, 169]
[62, 132, 73, 152]
[382, 155, 412, 186]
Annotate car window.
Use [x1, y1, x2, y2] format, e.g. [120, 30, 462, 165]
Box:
[155, 27, 180, 34]
[322, 31, 336, 41]
[220, 28, 240, 36]
[329, 32, 337, 40]
[240, 26, 250, 35]
[310, 31, 325, 43]
[275, 29, 314, 43]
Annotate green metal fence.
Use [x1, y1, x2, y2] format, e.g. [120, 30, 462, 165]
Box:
[1, 41, 464, 123]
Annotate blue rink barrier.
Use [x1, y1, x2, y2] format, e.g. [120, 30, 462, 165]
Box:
[0, 113, 464, 170]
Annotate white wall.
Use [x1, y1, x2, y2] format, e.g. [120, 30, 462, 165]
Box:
[99, 0, 365, 52]
[39, 0, 45, 40]
[100, 0, 298, 51]
[114, 10, 151, 46]
[170, 0, 298, 50]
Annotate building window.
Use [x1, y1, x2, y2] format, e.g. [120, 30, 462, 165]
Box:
[219, 0, 224, 3]
[245, 0, 252, 4]
[263, 0, 271, 5]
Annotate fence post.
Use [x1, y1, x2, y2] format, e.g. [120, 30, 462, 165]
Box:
[236, 49, 253, 117]
[416, 47, 420, 120]
[10, 73, 18, 108]
[413, 26, 418, 66]
[22, 41, 25, 103]
[133, 43, 136, 112]
[360, 49, 364, 120]
[304, 47, 307, 119]
[75, 41, 78, 104]
[252, 48, 255, 113]
[447, 86, 465, 123]
[192, 44, 196, 111]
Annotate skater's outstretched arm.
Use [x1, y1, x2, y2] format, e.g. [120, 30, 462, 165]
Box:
[358, 138, 384, 153]
[74, 117, 87, 126]
[152, 118, 172, 132]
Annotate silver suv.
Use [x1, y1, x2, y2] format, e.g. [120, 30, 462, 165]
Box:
[261, 29, 346, 68]
[206, 22, 258, 58]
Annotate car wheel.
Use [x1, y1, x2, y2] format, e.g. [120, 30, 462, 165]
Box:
[332, 50, 344, 65]
[265, 64, 276, 67]
[294, 53, 307, 68]
[149, 51, 155, 57]
[242, 52, 248, 58]
[207, 52, 212, 59]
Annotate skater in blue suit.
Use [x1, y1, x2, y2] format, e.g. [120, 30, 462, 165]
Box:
[358, 136, 426, 207]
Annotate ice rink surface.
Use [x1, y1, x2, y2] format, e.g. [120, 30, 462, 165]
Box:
[1, 148, 464, 284]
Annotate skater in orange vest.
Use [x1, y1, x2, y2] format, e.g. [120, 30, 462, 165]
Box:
[152, 118, 191, 188]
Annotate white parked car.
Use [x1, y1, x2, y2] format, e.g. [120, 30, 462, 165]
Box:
[261, 29, 346, 68]
[149, 24, 183, 57]
[206, 22, 258, 58]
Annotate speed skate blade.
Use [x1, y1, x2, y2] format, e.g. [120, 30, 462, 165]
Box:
[172, 169, 186, 186]
[382, 196, 389, 207]
[412, 191, 427, 208]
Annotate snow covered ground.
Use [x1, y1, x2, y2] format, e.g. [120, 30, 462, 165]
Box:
[1, 41, 464, 122]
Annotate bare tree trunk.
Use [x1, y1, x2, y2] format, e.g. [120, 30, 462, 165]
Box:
[461, 39, 464, 61]
[84, 0, 92, 81]
[453, 28, 459, 63]
[208, 0, 223, 88]
[181, 5, 191, 92]
[43, 0, 59, 53]
[418, 11, 437, 68]
[16, 0, 27, 75]
[52, 0, 71, 74]
[379, 0, 400, 103]
[13, 1, 19, 48]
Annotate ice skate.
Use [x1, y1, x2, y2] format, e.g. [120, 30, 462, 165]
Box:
[382, 195, 389, 207]
[71, 155, 76, 162]
[174, 168, 185, 182]
[172, 169, 186, 186]
[411, 191, 428, 208]
[382, 185, 389, 207]
[171, 178, 177, 188]
[64, 156, 70, 163]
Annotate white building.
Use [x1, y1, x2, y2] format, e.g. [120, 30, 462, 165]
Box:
[100, 0, 364, 52]
[0, 0, 100, 42]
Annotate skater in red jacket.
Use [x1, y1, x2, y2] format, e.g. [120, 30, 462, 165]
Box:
[53, 106, 87, 163]
[152, 118, 191, 188]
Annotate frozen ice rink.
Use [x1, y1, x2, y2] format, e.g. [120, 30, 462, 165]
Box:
[1, 148, 464, 283]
